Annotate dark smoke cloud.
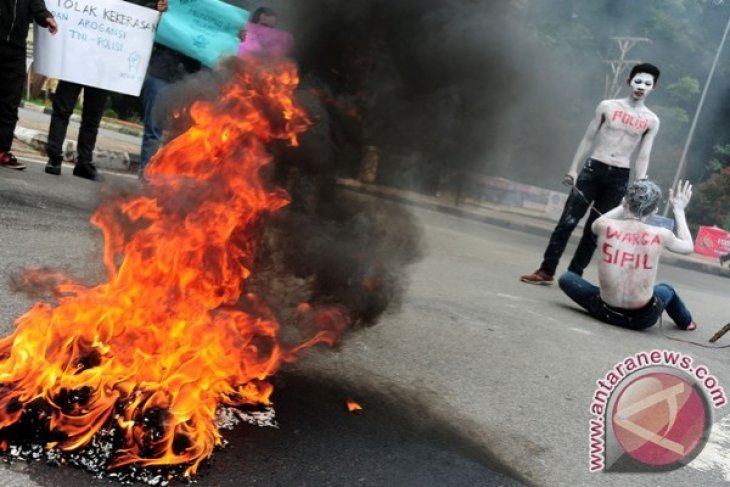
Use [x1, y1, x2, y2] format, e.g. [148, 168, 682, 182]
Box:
[154, 57, 422, 342]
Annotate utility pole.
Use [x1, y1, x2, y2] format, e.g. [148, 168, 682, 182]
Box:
[603, 36, 651, 99]
[663, 12, 730, 216]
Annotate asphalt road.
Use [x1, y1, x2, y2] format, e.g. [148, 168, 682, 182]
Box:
[1, 157, 730, 486]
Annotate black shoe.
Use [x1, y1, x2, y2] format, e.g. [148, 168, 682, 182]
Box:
[0, 151, 26, 170]
[45, 159, 62, 175]
[73, 161, 99, 181]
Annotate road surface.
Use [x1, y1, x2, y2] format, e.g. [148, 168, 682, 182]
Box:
[1, 157, 729, 486]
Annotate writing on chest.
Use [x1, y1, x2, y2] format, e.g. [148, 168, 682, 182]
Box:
[609, 109, 651, 131]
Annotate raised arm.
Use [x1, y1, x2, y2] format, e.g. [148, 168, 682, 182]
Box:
[663, 180, 694, 254]
[566, 101, 607, 183]
[633, 118, 660, 180]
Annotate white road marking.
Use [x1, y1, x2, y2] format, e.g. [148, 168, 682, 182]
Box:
[496, 292, 542, 303]
[689, 414, 730, 481]
[569, 327, 592, 335]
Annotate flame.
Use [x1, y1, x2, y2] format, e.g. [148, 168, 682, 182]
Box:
[346, 399, 363, 414]
[0, 58, 349, 476]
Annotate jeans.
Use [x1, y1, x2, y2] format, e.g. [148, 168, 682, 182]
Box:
[540, 159, 629, 276]
[558, 271, 693, 330]
[139, 75, 169, 175]
[46, 81, 108, 164]
[0, 41, 27, 153]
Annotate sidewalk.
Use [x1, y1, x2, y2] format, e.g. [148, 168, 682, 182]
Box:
[14, 101, 142, 173]
[11, 110, 730, 279]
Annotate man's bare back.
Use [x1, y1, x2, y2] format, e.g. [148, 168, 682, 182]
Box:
[595, 219, 666, 309]
[592, 180, 694, 309]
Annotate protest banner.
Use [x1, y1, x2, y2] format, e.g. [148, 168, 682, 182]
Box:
[33, 0, 159, 96]
[237, 22, 293, 57]
[694, 226, 730, 258]
[155, 0, 249, 68]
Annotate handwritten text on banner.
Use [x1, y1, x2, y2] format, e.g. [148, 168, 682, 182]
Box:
[34, 0, 159, 96]
[155, 0, 249, 68]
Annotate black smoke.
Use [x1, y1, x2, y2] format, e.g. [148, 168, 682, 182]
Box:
[154, 57, 422, 342]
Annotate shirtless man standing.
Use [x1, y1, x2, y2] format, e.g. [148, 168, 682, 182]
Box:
[521, 63, 661, 285]
[558, 180, 697, 331]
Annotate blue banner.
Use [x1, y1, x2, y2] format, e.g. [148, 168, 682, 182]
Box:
[155, 0, 249, 67]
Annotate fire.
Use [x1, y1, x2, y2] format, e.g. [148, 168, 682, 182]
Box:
[346, 399, 363, 414]
[0, 58, 349, 476]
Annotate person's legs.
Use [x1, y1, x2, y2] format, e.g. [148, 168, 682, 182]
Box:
[558, 271, 601, 311]
[560, 271, 660, 330]
[46, 81, 83, 174]
[567, 166, 629, 275]
[534, 161, 600, 277]
[139, 75, 168, 177]
[73, 85, 108, 180]
[654, 283, 695, 330]
[0, 41, 28, 170]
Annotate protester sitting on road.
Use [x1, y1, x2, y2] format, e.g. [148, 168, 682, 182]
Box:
[0, 0, 57, 171]
[558, 180, 697, 332]
[44, 0, 168, 180]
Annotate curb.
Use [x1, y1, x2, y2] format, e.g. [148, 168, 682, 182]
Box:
[13, 126, 134, 173]
[339, 180, 730, 279]
[20, 101, 143, 137]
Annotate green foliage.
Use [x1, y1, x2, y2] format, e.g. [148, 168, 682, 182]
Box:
[686, 144, 730, 229]
[686, 167, 730, 230]
[665, 76, 700, 104]
[704, 143, 730, 176]
[654, 106, 690, 125]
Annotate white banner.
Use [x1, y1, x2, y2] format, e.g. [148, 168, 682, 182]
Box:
[33, 0, 160, 96]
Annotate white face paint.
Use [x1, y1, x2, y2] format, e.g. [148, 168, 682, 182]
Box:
[628, 73, 655, 101]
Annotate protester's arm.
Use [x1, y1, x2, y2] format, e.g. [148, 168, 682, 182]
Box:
[633, 118, 660, 181]
[591, 204, 625, 235]
[29, 0, 57, 34]
[663, 180, 694, 254]
[566, 101, 606, 183]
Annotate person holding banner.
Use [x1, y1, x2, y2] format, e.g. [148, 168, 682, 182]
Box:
[0, 0, 57, 170]
[44, 0, 168, 180]
[137, 5, 279, 178]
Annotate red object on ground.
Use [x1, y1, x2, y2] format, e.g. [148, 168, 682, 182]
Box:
[694, 226, 730, 257]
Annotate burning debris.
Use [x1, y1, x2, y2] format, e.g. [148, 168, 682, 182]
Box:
[0, 56, 420, 481]
[346, 399, 363, 415]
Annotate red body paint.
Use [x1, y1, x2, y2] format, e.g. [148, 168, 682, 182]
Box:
[602, 226, 661, 269]
[610, 110, 650, 131]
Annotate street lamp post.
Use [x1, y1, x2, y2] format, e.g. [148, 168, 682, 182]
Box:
[663, 13, 730, 216]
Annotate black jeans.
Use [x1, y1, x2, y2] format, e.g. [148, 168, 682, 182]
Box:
[540, 159, 629, 276]
[0, 41, 27, 153]
[46, 81, 108, 165]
